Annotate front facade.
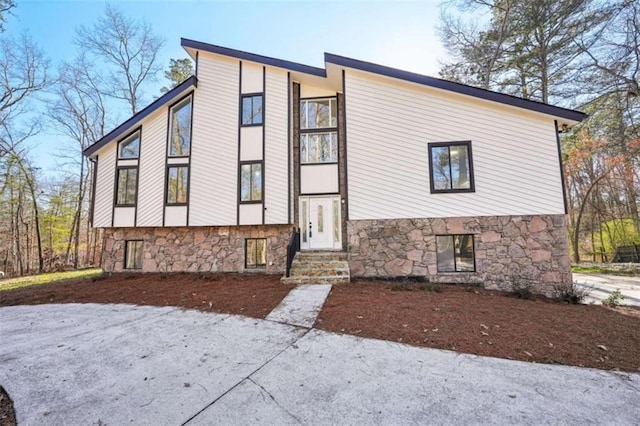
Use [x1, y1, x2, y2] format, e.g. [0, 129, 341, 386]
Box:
[84, 39, 585, 294]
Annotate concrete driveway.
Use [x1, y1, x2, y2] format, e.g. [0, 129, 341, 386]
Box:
[1, 304, 639, 425]
[573, 273, 640, 306]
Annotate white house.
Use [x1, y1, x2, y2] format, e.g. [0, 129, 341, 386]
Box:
[83, 38, 585, 293]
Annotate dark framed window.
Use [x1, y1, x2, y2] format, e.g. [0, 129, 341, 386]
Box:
[124, 240, 143, 270]
[166, 165, 188, 205]
[240, 162, 262, 202]
[301, 132, 338, 164]
[300, 98, 337, 129]
[245, 238, 266, 268]
[116, 167, 137, 206]
[168, 96, 192, 157]
[241, 94, 263, 126]
[428, 141, 474, 193]
[436, 235, 475, 272]
[118, 131, 140, 159]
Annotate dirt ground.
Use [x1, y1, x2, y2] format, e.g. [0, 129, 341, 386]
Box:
[0, 386, 16, 426]
[316, 281, 640, 373]
[0, 273, 294, 319]
[1, 274, 639, 373]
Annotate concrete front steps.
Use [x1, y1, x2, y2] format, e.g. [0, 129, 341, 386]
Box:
[281, 251, 350, 285]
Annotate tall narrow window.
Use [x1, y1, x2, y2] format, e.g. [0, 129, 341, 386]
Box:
[302, 200, 308, 243]
[428, 141, 474, 193]
[436, 235, 475, 272]
[241, 94, 263, 126]
[333, 199, 340, 242]
[118, 131, 140, 159]
[169, 96, 192, 157]
[245, 238, 266, 268]
[317, 205, 324, 233]
[240, 162, 262, 202]
[116, 168, 137, 206]
[166, 165, 188, 204]
[124, 240, 143, 270]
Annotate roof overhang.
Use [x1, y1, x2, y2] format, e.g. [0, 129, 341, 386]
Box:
[83, 76, 198, 158]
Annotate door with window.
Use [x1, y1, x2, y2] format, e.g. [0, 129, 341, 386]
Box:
[299, 195, 341, 250]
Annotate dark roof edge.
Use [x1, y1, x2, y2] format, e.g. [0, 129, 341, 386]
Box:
[324, 53, 587, 123]
[83, 76, 198, 157]
[181, 38, 327, 78]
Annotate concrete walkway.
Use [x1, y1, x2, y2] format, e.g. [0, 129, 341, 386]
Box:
[573, 273, 640, 306]
[1, 304, 639, 425]
[265, 284, 332, 328]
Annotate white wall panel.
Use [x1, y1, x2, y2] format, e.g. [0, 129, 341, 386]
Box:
[137, 110, 166, 227]
[240, 126, 263, 161]
[239, 203, 263, 225]
[113, 207, 136, 227]
[300, 85, 336, 98]
[93, 143, 116, 228]
[190, 53, 239, 226]
[241, 63, 263, 94]
[301, 164, 339, 194]
[264, 69, 289, 224]
[165, 206, 187, 227]
[345, 70, 565, 220]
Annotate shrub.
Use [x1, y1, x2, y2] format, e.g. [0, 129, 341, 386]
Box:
[552, 282, 591, 304]
[602, 289, 625, 307]
[510, 279, 535, 299]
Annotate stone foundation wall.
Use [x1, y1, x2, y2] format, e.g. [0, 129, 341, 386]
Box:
[103, 225, 294, 274]
[347, 215, 571, 294]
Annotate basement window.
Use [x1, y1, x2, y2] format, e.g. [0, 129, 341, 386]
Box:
[436, 235, 475, 272]
[124, 240, 143, 270]
[245, 238, 266, 269]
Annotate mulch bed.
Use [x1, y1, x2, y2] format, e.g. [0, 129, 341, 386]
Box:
[0, 386, 16, 426]
[0, 273, 294, 319]
[315, 281, 640, 373]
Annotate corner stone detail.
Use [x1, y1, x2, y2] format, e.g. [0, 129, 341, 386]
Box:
[103, 225, 293, 274]
[347, 214, 571, 295]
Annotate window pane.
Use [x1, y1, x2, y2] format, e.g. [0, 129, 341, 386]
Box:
[300, 135, 308, 163]
[450, 145, 470, 189]
[330, 98, 337, 127]
[117, 169, 128, 205]
[167, 166, 188, 204]
[436, 236, 455, 272]
[125, 240, 143, 269]
[333, 199, 340, 242]
[308, 134, 317, 163]
[301, 133, 337, 164]
[331, 133, 338, 162]
[301, 98, 336, 129]
[256, 239, 266, 265]
[170, 98, 192, 157]
[300, 101, 308, 129]
[134, 241, 143, 269]
[317, 205, 324, 233]
[126, 169, 137, 204]
[455, 235, 475, 272]
[246, 239, 256, 267]
[431, 146, 451, 190]
[302, 201, 307, 243]
[251, 163, 262, 201]
[119, 134, 140, 158]
[242, 95, 263, 125]
[240, 164, 251, 201]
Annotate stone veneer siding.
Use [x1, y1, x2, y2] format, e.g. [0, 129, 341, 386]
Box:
[103, 225, 293, 274]
[347, 214, 571, 294]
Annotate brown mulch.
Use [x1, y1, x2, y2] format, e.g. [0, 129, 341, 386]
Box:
[0, 386, 16, 426]
[315, 280, 640, 373]
[0, 273, 294, 319]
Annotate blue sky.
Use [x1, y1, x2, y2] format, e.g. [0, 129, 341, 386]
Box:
[6, 1, 447, 175]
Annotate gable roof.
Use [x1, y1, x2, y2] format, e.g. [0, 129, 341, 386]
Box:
[83, 75, 198, 157]
[183, 38, 585, 123]
[324, 53, 586, 123]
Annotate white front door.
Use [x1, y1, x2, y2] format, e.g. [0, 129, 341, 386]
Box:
[300, 195, 341, 250]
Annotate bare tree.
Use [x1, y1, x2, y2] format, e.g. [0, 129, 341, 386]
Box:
[0, 0, 15, 32]
[76, 4, 164, 115]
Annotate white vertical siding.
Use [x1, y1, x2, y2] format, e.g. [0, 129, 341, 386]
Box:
[137, 110, 166, 227]
[264, 69, 289, 224]
[190, 54, 239, 226]
[93, 143, 116, 228]
[345, 70, 565, 220]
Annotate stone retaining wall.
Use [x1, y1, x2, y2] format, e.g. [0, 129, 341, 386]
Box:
[103, 225, 293, 274]
[347, 214, 571, 294]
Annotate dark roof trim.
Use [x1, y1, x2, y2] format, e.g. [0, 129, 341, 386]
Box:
[181, 38, 326, 78]
[83, 76, 198, 157]
[324, 53, 587, 123]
